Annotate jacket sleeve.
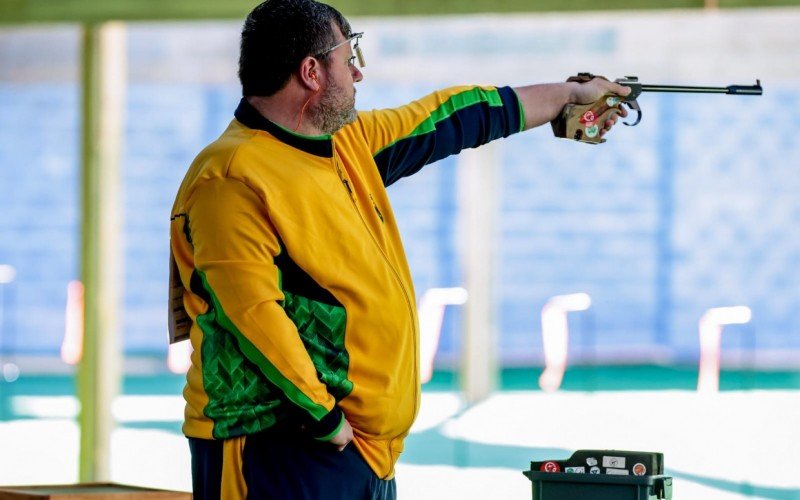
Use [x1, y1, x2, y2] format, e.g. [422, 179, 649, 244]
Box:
[185, 176, 344, 439]
[356, 85, 524, 187]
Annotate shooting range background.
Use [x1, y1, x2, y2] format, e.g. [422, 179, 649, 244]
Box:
[1, 8, 798, 365]
[1, 7, 799, 499]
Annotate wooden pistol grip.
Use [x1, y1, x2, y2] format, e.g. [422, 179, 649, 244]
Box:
[555, 94, 623, 144]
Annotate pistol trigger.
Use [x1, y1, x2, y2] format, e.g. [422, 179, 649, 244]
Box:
[622, 100, 642, 126]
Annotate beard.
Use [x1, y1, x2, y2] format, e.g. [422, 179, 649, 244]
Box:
[310, 78, 357, 135]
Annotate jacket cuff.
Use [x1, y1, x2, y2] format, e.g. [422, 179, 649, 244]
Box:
[499, 86, 525, 134]
[308, 406, 345, 441]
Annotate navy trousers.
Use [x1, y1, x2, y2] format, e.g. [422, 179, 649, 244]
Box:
[189, 430, 396, 500]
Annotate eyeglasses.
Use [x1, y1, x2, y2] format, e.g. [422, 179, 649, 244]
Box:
[316, 32, 365, 68]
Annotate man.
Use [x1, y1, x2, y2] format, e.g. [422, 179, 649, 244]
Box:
[169, 0, 629, 498]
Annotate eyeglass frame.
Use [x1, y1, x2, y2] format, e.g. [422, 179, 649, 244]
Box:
[315, 32, 365, 68]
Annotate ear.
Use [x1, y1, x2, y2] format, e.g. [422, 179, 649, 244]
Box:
[299, 56, 321, 92]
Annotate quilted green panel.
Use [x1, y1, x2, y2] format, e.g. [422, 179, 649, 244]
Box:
[282, 291, 353, 400]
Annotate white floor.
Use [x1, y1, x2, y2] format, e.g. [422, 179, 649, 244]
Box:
[1, 391, 798, 499]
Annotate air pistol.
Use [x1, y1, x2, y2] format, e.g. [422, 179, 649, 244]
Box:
[552, 73, 763, 144]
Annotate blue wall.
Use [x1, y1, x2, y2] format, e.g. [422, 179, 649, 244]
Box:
[0, 81, 798, 364]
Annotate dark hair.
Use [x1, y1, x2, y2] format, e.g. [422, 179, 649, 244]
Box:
[239, 0, 351, 96]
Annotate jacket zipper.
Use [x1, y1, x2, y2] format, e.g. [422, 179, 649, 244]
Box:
[369, 194, 384, 223]
[332, 151, 419, 472]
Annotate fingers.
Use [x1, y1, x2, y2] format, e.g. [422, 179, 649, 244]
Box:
[599, 116, 618, 138]
[608, 79, 631, 97]
[599, 122, 610, 138]
[592, 77, 630, 98]
[612, 82, 632, 97]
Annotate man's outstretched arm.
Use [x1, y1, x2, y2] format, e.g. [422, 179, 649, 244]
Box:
[514, 78, 631, 136]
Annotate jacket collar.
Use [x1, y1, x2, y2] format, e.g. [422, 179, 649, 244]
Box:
[234, 98, 333, 158]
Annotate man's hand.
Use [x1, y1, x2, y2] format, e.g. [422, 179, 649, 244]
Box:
[569, 77, 631, 106]
[329, 418, 354, 451]
[569, 77, 631, 138]
[514, 77, 630, 132]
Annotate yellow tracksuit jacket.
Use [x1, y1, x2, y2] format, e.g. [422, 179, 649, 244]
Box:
[169, 85, 523, 479]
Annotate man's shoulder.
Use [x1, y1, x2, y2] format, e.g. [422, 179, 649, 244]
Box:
[203, 119, 266, 156]
[173, 121, 261, 201]
[195, 119, 293, 170]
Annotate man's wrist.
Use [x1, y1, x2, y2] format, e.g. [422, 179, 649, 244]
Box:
[314, 411, 346, 442]
[306, 406, 344, 440]
[565, 81, 582, 105]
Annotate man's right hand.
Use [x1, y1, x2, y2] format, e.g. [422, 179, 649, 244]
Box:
[329, 418, 354, 451]
[569, 76, 631, 106]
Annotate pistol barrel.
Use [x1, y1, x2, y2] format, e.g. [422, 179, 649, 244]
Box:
[640, 80, 762, 95]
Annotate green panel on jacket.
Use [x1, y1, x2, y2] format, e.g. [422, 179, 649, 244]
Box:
[283, 291, 353, 401]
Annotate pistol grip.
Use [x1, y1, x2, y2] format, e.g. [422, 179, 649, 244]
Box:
[552, 94, 623, 144]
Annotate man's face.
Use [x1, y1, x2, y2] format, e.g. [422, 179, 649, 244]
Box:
[310, 26, 363, 135]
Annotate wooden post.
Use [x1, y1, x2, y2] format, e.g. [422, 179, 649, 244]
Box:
[77, 21, 126, 482]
